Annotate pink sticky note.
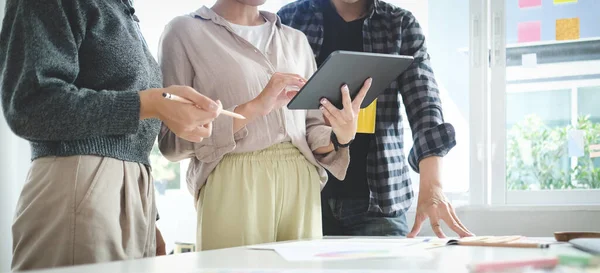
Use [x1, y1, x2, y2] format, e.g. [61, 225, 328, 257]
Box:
[519, 0, 542, 8]
[518, 21, 541, 43]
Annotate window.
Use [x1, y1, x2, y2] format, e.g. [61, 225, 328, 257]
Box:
[489, 0, 600, 205]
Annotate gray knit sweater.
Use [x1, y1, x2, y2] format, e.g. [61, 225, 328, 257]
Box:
[0, 0, 162, 165]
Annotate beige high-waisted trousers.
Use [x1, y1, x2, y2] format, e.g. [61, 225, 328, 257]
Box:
[196, 142, 323, 251]
[11, 155, 157, 272]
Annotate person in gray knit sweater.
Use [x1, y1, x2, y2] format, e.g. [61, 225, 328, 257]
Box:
[0, 0, 222, 271]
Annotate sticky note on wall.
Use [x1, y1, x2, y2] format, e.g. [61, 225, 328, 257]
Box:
[521, 53, 538, 68]
[554, 0, 577, 4]
[556, 18, 580, 41]
[519, 0, 542, 8]
[518, 21, 541, 43]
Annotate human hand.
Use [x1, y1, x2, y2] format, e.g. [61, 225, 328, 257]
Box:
[250, 72, 306, 116]
[140, 86, 220, 143]
[319, 78, 372, 145]
[407, 157, 474, 238]
[156, 227, 166, 256]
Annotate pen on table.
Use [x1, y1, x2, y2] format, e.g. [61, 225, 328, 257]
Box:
[457, 241, 550, 249]
[162, 93, 246, 120]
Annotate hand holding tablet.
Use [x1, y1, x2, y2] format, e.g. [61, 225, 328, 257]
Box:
[319, 78, 372, 145]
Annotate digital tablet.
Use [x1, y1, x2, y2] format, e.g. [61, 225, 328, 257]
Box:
[287, 51, 414, 110]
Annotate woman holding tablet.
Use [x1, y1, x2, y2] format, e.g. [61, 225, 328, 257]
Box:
[157, 0, 371, 250]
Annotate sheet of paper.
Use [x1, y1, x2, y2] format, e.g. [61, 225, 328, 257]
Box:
[518, 21, 542, 43]
[522, 53, 538, 68]
[556, 17, 580, 41]
[255, 240, 431, 262]
[249, 238, 429, 250]
[344, 237, 429, 244]
[554, 0, 577, 4]
[247, 239, 331, 250]
[519, 0, 542, 8]
[568, 130, 585, 157]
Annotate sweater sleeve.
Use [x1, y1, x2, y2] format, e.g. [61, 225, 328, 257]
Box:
[0, 0, 141, 141]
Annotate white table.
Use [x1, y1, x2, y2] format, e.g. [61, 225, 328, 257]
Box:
[18, 237, 589, 273]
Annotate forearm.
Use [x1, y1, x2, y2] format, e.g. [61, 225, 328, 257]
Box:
[139, 89, 161, 120]
[418, 156, 443, 188]
[232, 100, 262, 133]
[314, 142, 334, 155]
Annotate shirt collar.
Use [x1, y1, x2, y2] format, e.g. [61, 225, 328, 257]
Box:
[193, 6, 282, 28]
[310, 0, 385, 19]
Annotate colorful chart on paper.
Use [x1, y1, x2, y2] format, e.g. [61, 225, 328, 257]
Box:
[313, 249, 391, 259]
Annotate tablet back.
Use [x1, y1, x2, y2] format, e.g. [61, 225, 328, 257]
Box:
[287, 51, 414, 110]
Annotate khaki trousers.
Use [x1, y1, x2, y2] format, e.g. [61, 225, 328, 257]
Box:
[196, 143, 323, 251]
[12, 155, 157, 272]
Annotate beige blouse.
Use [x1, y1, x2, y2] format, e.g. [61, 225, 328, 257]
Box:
[157, 7, 350, 201]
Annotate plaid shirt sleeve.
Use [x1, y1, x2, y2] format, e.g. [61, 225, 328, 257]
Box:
[398, 14, 456, 173]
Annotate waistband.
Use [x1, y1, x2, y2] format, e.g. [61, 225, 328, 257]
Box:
[223, 142, 305, 161]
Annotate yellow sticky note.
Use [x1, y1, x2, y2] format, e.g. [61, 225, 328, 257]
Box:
[556, 17, 580, 41]
[356, 99, 376, 134]
[554, 0, 577, 4]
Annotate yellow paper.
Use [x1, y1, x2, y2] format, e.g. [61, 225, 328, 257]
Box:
[554, 0, 577, 4]
[556, 17, 580, 41]
[356, 99, 377, 134]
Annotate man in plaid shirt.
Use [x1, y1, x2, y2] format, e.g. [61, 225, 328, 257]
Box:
[278, 0, 474, 237]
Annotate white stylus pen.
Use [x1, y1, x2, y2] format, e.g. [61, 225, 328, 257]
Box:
[162, 93, 246, 120]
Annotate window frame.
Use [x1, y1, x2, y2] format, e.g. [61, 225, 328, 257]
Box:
[468, 0, 489, 206]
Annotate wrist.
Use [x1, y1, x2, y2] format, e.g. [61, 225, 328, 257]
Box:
[331, 131, 353, 151]
[418, 156, 443, 186]
[139, 89, 161, 120]
[335, 133, 354, 145]
[419, 179, 443, 189]
[234, 100, 259, 120]
[247, 98, 269, 117]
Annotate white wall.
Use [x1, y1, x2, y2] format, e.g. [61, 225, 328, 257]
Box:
[1, 0, 32, 271]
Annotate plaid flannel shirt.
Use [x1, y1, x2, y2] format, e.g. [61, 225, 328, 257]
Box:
[278, 0, 457, 216]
